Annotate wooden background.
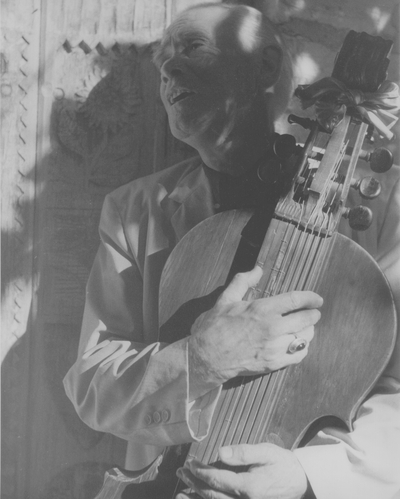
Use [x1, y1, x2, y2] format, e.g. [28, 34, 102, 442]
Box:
[1, 1, 399, 498]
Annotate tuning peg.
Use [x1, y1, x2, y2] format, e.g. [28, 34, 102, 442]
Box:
[287, 114, 317, 131]
[342, 205, 373, 231]
[365, 147, 393, 173]
[365, 124, 375, 144]
[273, 134, 298, 160]
[345, 146, 393, 172]
[350, 176, 381, 199]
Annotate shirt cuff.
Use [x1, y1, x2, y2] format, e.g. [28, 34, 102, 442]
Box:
[295, 441, 353, 499]
[187, 385, 222, 440]
[183, 337, 222, 440]
[154, 337, 222, 442]
[294, 433, 399, 499]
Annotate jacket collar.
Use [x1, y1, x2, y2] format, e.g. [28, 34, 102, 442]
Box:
[162, 158, 217, 243]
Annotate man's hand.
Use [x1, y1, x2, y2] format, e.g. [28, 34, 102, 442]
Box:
[188, 266, 323, 395]
[176, 443, 308, 499]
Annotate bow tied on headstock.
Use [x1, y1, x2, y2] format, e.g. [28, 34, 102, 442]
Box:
[295, 77, 400, 140]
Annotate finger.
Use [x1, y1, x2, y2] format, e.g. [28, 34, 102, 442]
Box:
[219, 443, 277, 466]
[296, 325, 315, 342]
[269, 325, 315, 350]
[279, 308, 321, 334]
[176, 492, 198, 499]
[218, 266, 263, 305]
[177, 466, 236, 499]
[185, 459, 246, 497]
[267, 291, 323, 316]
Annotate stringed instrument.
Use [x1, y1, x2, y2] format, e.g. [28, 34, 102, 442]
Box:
[94, 30, 398, 499]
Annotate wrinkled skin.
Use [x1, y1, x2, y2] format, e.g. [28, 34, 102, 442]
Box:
[154, 4, 281, 175]
[188, 266, 321, 393]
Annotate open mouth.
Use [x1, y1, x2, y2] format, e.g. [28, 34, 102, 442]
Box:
[168, 89, 196, 105]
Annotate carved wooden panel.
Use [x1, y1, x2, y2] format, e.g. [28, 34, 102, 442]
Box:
[2, 3, 41, 499]
[1, 2, 196, 499]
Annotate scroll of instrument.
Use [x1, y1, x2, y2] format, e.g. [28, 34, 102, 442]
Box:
[94, 30, 399, 499]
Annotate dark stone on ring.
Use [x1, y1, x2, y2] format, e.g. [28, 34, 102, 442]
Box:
[288, 335, 308, 354]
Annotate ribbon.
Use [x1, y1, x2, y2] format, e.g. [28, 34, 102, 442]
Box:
[294, 77, 400, 140]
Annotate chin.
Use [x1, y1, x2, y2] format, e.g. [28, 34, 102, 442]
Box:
[168, 120, 202, 145]
[169, 126, 194, 144]
[168, 107, 217, 140]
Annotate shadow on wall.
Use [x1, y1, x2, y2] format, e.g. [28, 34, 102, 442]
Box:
[1, 41, 193, 499]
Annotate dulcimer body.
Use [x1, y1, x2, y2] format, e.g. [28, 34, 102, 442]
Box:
[159, 209, 396, 450]
[95, 208, 396, 499]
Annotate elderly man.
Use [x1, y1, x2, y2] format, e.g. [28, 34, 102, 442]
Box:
[64, 3, 400, 499]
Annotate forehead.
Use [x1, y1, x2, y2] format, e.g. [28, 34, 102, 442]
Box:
[159, 5, 263, 53]
[160, 5, 230, 51]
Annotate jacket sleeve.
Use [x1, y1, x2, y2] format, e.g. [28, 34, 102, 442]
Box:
[294, 175, 400, 499]
[63, 194, 220, 447]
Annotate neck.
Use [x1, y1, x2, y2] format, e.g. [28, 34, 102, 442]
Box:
[189, 95, 275, 177]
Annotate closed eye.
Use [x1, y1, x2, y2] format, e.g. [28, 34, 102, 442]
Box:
[184, 41, 204, 56]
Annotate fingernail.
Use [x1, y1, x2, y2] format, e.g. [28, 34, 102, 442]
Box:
[177, 467, 191, 484]
[220, 446, 233, 459]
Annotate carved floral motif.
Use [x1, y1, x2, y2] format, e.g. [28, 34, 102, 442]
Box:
[56, 46, 144, 187]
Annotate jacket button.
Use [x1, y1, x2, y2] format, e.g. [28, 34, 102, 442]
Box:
[153, 411, 161, 424]
[161, 409, 170, 422]
[144, 414, 152, 426]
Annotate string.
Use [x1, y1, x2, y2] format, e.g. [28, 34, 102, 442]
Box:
[216, 231, 312, 452]
[198, 171, 319, 461]
[191, 215, 302, 463]
[208, 219, 305, 454]
[247, 227, 319, 443]
[215, 129, 335, 451]
[239, 226, 328, 447]
[220, 221, 302, 448]
[179, 121, 360, 484]
[243, 134, 334, 443]
[245, 122, 360, 447]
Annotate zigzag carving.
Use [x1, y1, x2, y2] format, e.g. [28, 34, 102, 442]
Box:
[62, 39, 127, 55]
[10, 34, 31, 340]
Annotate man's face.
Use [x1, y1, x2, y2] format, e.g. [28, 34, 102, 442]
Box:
[154, 5, 265, 149]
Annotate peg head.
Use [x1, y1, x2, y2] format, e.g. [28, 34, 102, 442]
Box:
[273, 134, 298, 160]
[351, 176, 381, 199]
[287, 114, 316, 131]
[343, 205, 373, 231]
[368, 147, 393, 173]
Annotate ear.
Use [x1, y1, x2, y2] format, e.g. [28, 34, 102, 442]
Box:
[261, 45, 283, 88]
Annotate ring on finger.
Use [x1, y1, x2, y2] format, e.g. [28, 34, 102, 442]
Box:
[288, 334, 308, 354]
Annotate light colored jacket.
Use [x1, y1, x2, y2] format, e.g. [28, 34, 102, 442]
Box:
[64, 156, 400, 498]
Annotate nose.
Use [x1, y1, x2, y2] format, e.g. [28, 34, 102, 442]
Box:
[160, 55, 184, 83]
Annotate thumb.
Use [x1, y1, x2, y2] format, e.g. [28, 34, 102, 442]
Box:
[219, 443, 275, 466]
[218, 266, 262, 305]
